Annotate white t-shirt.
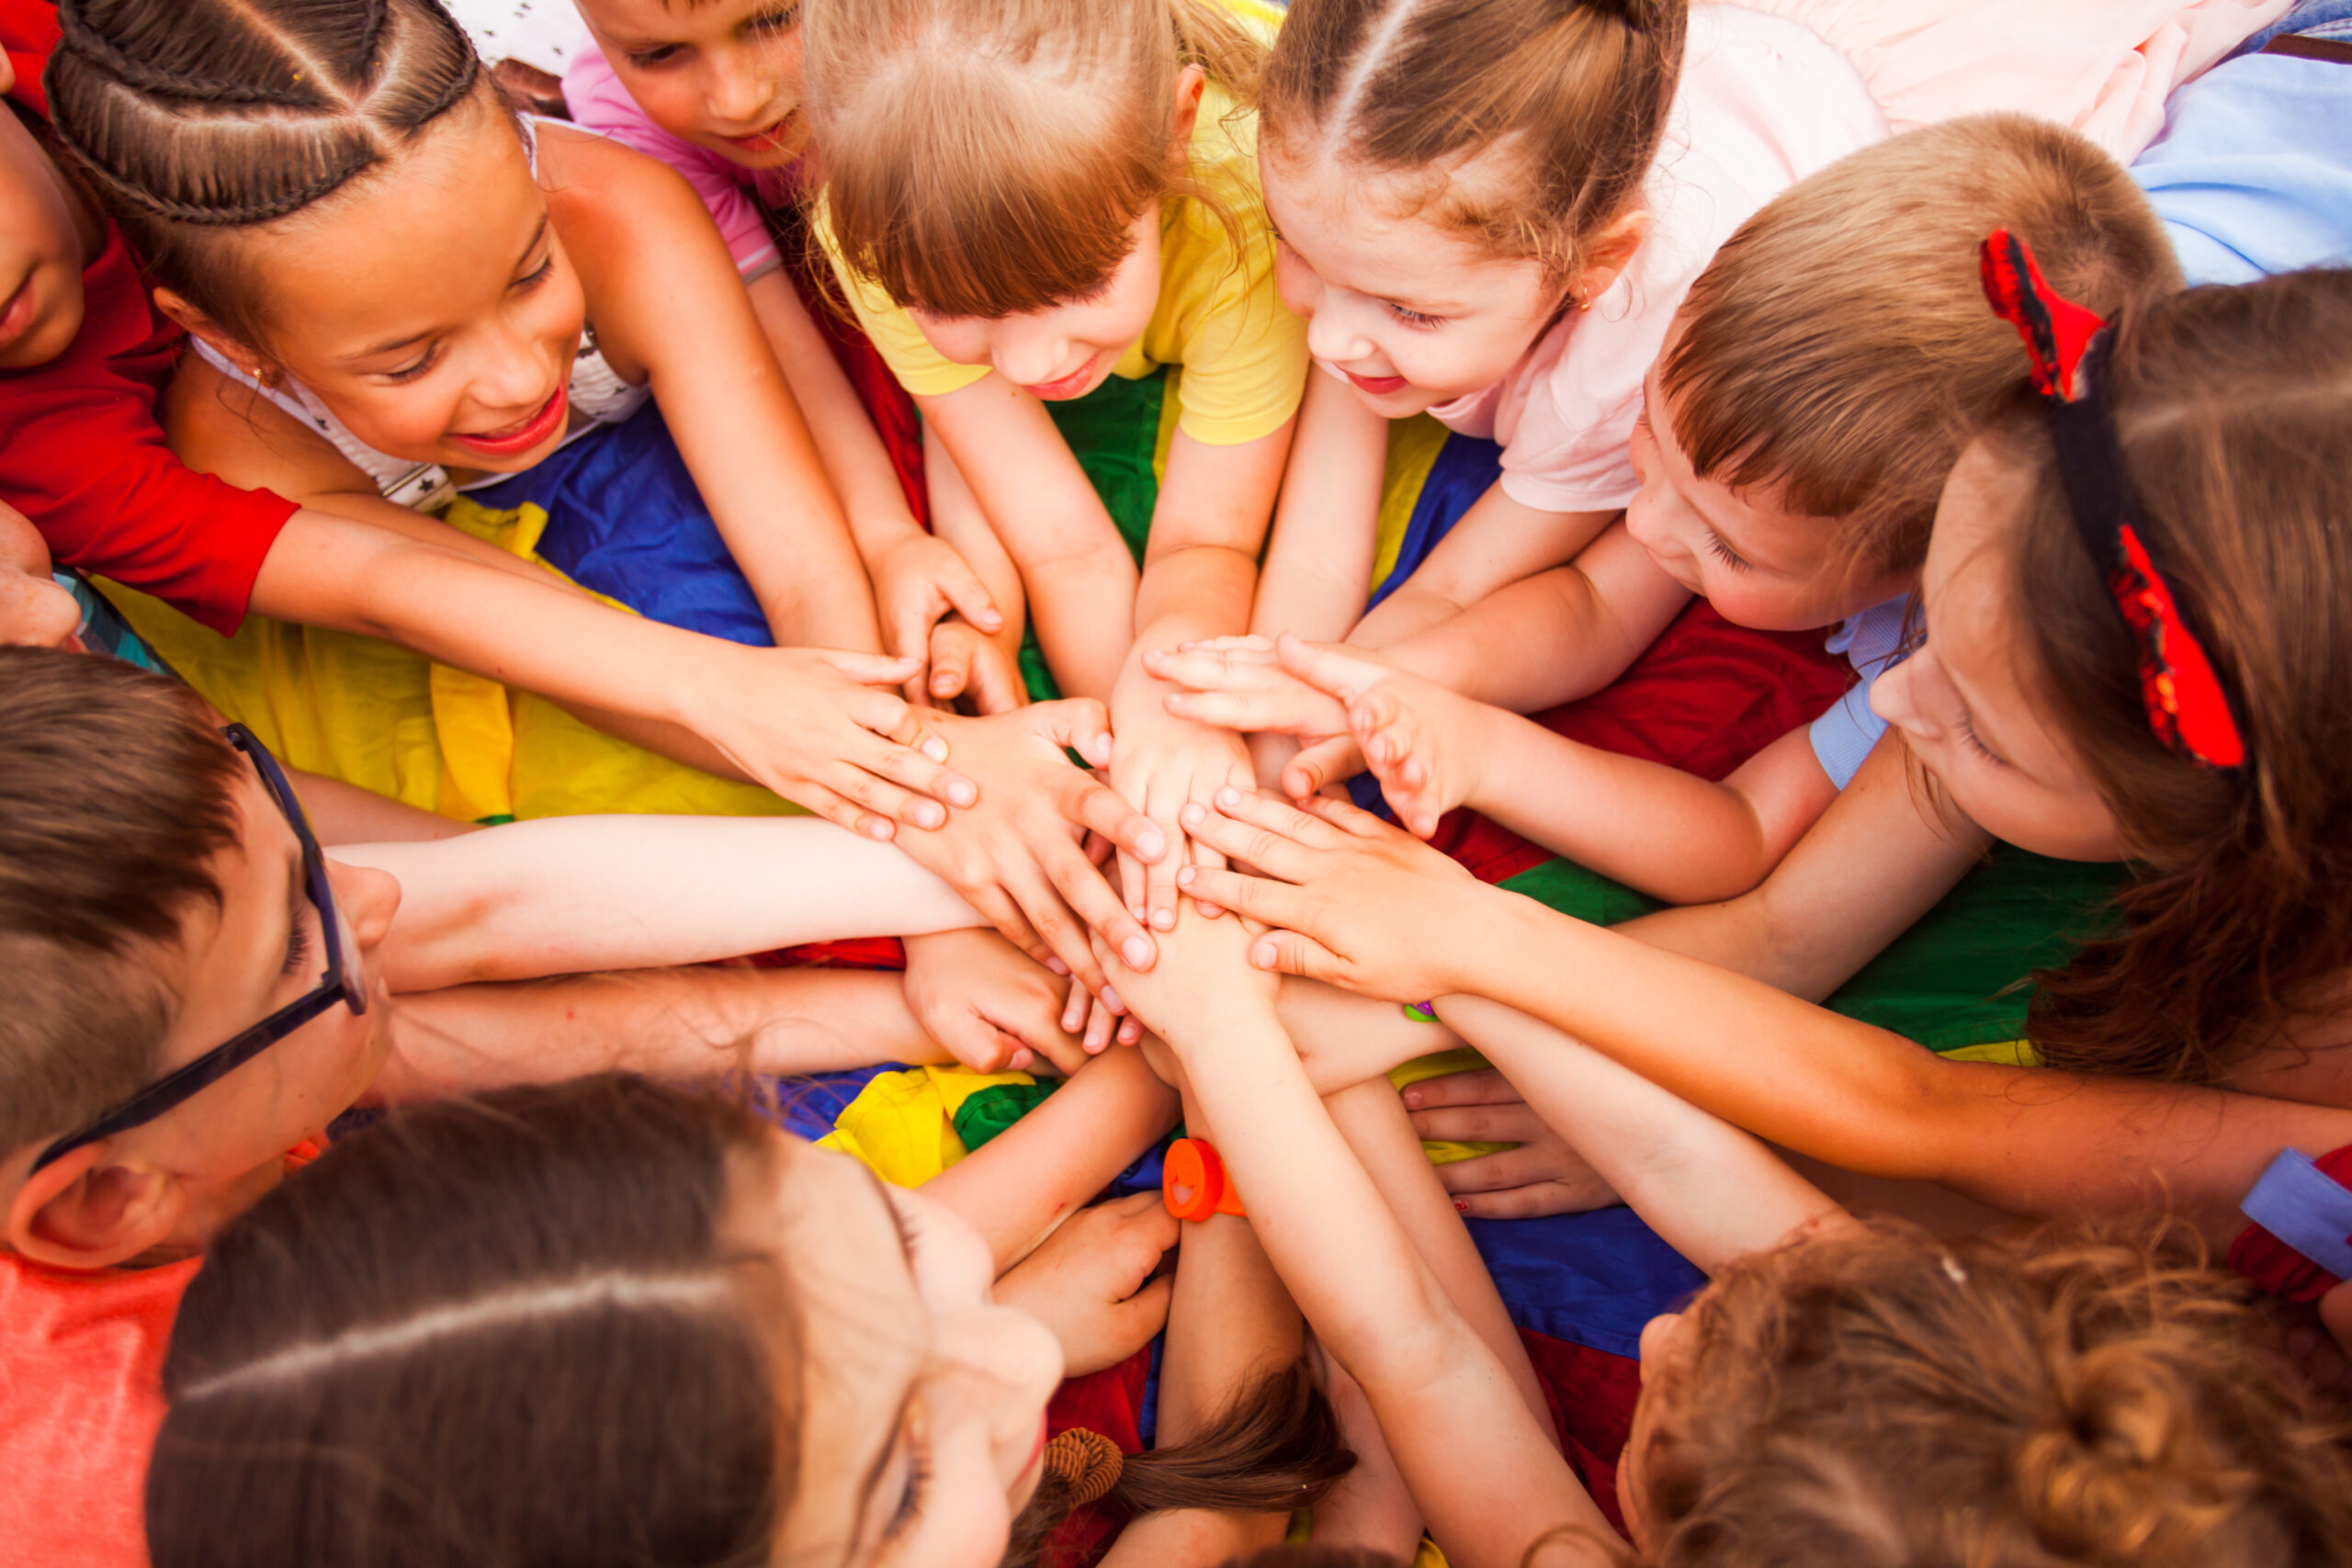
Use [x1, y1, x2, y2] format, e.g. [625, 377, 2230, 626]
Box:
[1429, 5, 1888, 514]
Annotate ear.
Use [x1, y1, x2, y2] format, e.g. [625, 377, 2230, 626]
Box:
[7, 1144, 189, 1273]
[1569, 205, 1651, 310]
[1169, 63, 1209, 161]
[150, 288, 276, 385]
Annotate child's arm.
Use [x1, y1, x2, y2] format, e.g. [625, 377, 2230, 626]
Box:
[374, 964, 946, 1100]
[1344, 479, 1618, 650]
[1177, 789, 2352, 1246]
[920, 1046, 1179, 1273]
[742, 268, 1005, 689]
[1250, 371, 1390, 645]
[290, 771, 480, 844]
[922, 426, 1031, 713]
[1096, 916, 1612, 1568]
[899, 929, 1085, 1075]
[342, 813, 983, 991]
[544, 129, 880, 652]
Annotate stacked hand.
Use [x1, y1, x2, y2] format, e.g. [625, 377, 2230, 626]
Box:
[1109, 657, 1260, 932]
[865, 525, 1010, 706]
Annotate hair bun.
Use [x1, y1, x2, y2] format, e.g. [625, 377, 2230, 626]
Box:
[2015, 1359, 2195, 1550]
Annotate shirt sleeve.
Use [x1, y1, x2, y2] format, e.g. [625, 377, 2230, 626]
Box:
[561, 42, 781, 279]
[1805, 595, 1912, 791]
[808, 203, 992, 399]
[1162, 199, 1309, 446]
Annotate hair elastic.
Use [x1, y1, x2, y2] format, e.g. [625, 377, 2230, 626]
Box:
[1977, 230, 2246, 771]
[1162, 1137, 1246, 1221]
[1042, 1428, 1124, 1507]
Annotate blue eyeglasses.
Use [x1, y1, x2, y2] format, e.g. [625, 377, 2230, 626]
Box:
[30, 726, 366, 1175]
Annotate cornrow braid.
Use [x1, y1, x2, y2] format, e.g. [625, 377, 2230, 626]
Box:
[45, 0, 487, 344]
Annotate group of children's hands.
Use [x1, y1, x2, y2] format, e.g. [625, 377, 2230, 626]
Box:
[863, 525, 1030, 715]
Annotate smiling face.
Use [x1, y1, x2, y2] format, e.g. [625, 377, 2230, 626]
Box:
[1869, 439, 2126, 861]
[1262, 141, 1565, 418]
[578, 0, 807, 170]
[908, 205, 1164, 400]
[0, 58, 99, 371]
[183, 92, 587, 474]
[1625, 355, 1912, 631]
[744, 1143, 1062, 1567]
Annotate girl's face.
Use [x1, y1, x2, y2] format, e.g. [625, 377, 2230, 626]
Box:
[1870, 439, 2127, 861]
[1261, 142, 1566, 418]
[176, 96, 588, 474]
[1624, 357, 1908, 631]
[0, 54, 97, 372]
[909, 207, 1164, 401]
[754, 1140, 1063, 1567]
[578, 0, 806, 170]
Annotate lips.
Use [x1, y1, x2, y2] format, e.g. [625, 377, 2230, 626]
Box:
[0, 272, 38, 355]
[1022, 354, 1107, 401]
[448, 383, 569, 460]
[721, 111, 797, 154]
[1344, 368, 1410, 396]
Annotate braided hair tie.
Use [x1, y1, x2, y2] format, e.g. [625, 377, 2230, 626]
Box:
[1042, 1428, 1124, 1508]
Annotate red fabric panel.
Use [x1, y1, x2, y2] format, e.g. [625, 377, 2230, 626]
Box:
[0, 0, 58, 114]
[1437, 598, 1854, 886]
[2229, 1144, 2352, 1305]
[1519, 1328, 1643, 1540]
[1039, 1347, 1153, 1567]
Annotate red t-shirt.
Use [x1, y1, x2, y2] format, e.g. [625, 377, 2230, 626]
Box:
[0, 3, 299, 637]
[0, 1253, 198, 1568]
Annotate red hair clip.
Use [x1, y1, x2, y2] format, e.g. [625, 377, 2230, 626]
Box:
[1978, 231, 2245, 771]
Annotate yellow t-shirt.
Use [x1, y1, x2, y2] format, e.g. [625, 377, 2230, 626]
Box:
[818, 69, 1306, 447]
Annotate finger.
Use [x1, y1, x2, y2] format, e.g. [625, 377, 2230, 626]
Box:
[888, 594, 944, 675]
[967, 639, 1028, 716]
[1408, 1103, 1544, 1145]
[1295, 789, 1405, 841]
[935, 1012, 1016, 1074]
[1454, 1182, 1600, 1221]
[1117, 1011, 1143, 1046]
[1273, 633, 1395, 705]
[1188, 837, 1227, 919]
[956, 883, 1051, 972]
[1026, 698, 1118, 774]
[1431, 1148, 1575, 1196]
[1059, 770, 1170, 865]
[1245, 926, 1353, 985]
[1060, 977, 1091, 1037]
[1173, 862, 1310, 928]
[1084, 997, 1114, 1055]
[1284, 734, 1366, 800]
[1142, 645, 1279, 691]
[1001, 869, 1112, 1000]
[1175, 634, 1277, 657]
[928, 622, 976, 704]
[1116, 844, 1148, 928]
[1110, 1273, 1175, 1341]
[1040, 840, 1158, 974]
[935, 558, 1004, 634]
[1160, 686, 1351, 737]
[1144, 797, 1186, 934]
[842, 725, 980, 818]
[819, 648, 927, 688]
[1203, 784, 1351, 861]
[1397, 1068, 1520, 1111]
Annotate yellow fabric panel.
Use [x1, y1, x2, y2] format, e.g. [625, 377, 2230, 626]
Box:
[1389, 1046, 1515, 1166]
[1942, 1039, 2041, 1067]
[1372, 414, 1455, 591]
[97, 497, 795, 822]
[816, 1064, 1039, 1187]
[815, 19, 1306, 446]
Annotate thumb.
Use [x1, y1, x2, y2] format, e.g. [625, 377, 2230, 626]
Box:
[1247, 927, 1349, 984]
[1275, 633, 1390, 705]
[1031, 697, 1115, 769]
[1112, 1273, 1174, 1334]
[937, 558, 1004, 633]
[1284, 734, 1363, 800]
[820, 647, 927, 687]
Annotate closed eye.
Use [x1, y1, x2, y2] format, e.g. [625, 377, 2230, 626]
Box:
[1702, 530, 1751, 572]
[1384, 299, 1443, 329]
[1956, 712, 2006, 766]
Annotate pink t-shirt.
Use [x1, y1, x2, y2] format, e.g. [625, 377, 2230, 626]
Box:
[1428, 5, 1887, 516]
[561, 39, 800, 280]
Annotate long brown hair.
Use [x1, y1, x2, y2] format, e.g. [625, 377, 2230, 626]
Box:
[1633, 1217, 2352, 1568]
[1987, 270, 2352, 1081]
[803, 0, 1268, 319]
[1257, 0, 1686, 284]
[46, 0, 492, 351]
[147, 1075, 1351, 1568]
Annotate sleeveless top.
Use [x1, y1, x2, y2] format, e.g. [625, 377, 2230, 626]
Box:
[189, 116, 652, 512]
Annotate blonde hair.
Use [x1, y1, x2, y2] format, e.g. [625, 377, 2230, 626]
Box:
[802, 0, 1267, 318]
[1258, 0, 1685, 283]
[1632, 1218, 2352, 1568]
[1661, 115, 2181, 584]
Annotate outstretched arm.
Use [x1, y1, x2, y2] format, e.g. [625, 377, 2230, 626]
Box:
[1345, 480, 1617, 650]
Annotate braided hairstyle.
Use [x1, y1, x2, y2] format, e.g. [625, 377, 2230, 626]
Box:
[46, 0, 486, 349]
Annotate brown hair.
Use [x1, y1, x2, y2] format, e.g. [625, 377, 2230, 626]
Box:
[148, 1075, 1352, 1568]
[1982, 269, 2352, 1083]
[46, 0, 490, 351]
[1662, 115, 2181, 585]
[1258, 0, 1685, 284]
[803, 0, 1269, 318]
[0, 648, 243, 1163]
[1634, 1217, 2352, 1568]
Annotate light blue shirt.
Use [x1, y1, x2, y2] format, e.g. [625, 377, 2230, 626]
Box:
[1808, 594, 1912, 790]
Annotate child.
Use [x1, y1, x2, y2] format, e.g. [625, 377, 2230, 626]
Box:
[1159, 117, 2179, 904]
[141, 1076, 1352, 1568]
[3, 9, 1163, 994]
[801, 0, 1309, 933]
[0, 647, 1174, 1566]
[1088, 892, 2352, 1567]
[560, 0, 1026, 707]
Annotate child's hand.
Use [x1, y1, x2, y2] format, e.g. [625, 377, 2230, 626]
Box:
[926, 613, 1029, 714]
[899, 702, 1169, 999]
[1173, 787, 1487, 1003]
[1087, 880, 1282, 1046]
[901, 929, 1087, 1076]
[866, 528, 1005, 702]
[1109, 661, 1259, 931]
[1145, 636, 1354, 739]
[991, 1192, 1177, 1377]
[1400, 1068, 1621, 1219]
[1266, 636, 1495, 840]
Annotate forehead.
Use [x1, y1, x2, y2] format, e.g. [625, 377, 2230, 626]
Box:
[154, 766, 299, 1066]
[1263, 142, 1536, 302]
[239, 102, 544, 352]
[582, 0, 774, 40]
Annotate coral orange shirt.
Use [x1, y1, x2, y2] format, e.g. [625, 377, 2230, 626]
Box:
[0, 1253, 198, 1568]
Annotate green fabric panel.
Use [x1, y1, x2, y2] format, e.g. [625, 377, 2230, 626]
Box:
[1495, 849, 2127, 1052]
[953, 1078, 1064, 1153]
[1018, 370, 1169, 703]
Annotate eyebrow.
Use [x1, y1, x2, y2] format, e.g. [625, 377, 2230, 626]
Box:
[344, 216, 550, 361]
[280, 849, 310, 977]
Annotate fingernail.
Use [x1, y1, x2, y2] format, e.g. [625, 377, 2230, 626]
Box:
[1181, 803, 1204, 828]
[933, 676, 956, 694]
[1216, 787, 1240, 807]
[1100, 987, 1123, 1012]
[1012, 1049, 1034, 1070]
[1454, 1200, 1470, 1214]
[1136, 829, 1168, 860]
[1122, 938, 1152, 968]
[1251, 943, 1276, 967]
[1045, 956, 1070, 976]
[916, 803, 945, 829]
[1177, 866, 1195, 888]
[1198, 902, 1222, 918]
[1153, 908, 1175, 931]
[921, 738, 949, 762]
[866, 820, 895, 840]
[1402, 1088, 1423, 1108]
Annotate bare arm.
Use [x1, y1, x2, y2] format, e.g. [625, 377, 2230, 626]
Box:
[292, 770, 479, 844]
[1250, 370, 1389, 644]
[1346, 479, 1617, 650]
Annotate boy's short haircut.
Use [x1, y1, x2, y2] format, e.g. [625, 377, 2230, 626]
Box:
[0, 649, 244, 1162]
[1661, 113, 2184, 581]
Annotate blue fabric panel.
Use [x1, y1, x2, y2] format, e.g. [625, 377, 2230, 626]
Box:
[469, 399, 775, 647]
[763, 1064, 899, 1143]
[1366, 432, 1504, 610]
[1468, 1207, 1706, 1359]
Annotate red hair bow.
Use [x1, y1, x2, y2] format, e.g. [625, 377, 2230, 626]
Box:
[1978, 230, 2245, 771]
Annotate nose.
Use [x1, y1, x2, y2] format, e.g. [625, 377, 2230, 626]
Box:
[474, 319, 561, 419]
[1867, 652, 1923, 733]
[989, 321, 1071, 389]
[1302, 294, 1378, 367]
[707, 51, 772, 125]
[324, 859, 403, 962]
